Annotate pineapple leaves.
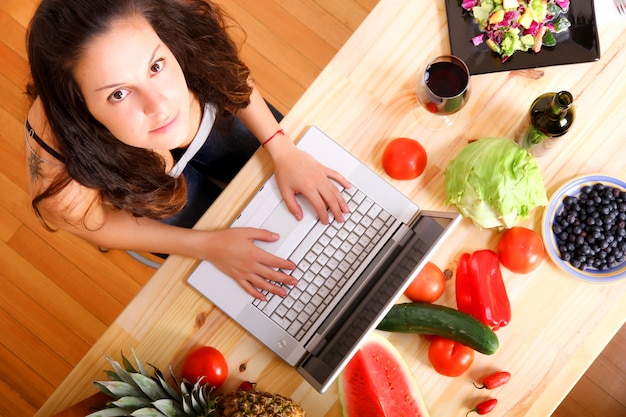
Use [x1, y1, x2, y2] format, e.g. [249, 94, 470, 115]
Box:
[105, 355, 137, 386]
[154, 367, 182, 402]
[152, 399, 186, 417]
[131, 372, 169, 401]
[121, 352, 138, 373]
[95, 380, 145, 398]
[129, 408, 168, 417]
[181, 395, 195, 416]
[105, 370, 123, 381]
[112, 396, 152, 410]
[193, 383, 211, 411]
[85, 407, 133, 417]
[92, 349, 220, 417]
[181, 380, 214, 416]
[130, 347, 149, 376]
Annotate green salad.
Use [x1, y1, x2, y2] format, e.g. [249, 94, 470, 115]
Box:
[461, 0, 572, 62]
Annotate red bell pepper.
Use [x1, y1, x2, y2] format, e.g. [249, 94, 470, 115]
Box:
[455, 249, 511, 330]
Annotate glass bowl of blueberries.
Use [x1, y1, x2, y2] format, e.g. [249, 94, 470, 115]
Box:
[542, 174, 626, 283]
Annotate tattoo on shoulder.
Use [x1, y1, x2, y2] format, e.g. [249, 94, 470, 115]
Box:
[28, 152, 43, 183]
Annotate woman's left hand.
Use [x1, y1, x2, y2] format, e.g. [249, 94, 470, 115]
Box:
[270, 140, 351, 224]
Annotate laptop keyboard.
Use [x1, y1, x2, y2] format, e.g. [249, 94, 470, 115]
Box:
[252, 186, 396, 340]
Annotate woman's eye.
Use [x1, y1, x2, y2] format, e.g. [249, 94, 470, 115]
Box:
[151, 59, 164, 74]
[108, 89, 128, 102]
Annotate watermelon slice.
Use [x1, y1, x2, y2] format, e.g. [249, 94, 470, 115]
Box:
[338, 332, 430, 417]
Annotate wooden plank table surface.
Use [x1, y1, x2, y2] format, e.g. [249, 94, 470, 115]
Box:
[38, 1, 626, 416]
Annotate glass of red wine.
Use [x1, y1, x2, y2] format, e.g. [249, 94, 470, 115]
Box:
[415, 55, 471, 129]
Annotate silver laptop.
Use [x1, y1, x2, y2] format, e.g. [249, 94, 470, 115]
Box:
[187, 126, 460, 392]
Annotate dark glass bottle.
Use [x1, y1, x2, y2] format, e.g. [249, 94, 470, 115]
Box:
[519, 91, 575, 156]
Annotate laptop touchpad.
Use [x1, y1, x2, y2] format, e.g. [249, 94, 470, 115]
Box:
[254, 196, 316, 257]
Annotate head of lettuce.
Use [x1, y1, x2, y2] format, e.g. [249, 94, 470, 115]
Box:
[444, 137, 548, 229]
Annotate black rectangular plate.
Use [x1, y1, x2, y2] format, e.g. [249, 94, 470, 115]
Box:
[445, 0, 601, 75]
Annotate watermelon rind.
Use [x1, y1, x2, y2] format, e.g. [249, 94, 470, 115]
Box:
[338, 332, 431, 417]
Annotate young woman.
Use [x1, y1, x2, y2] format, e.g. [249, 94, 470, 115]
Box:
[25, 0, 350, 300]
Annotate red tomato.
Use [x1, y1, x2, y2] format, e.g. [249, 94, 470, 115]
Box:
[404, 262, 446, 303]
[497, 227, 544, 274]
[381, 138, 427, 180]
[428, 336, 474, 377]
[181, 346, 228, 388]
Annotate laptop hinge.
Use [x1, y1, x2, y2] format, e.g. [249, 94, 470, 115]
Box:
[303, 223, 415, 354]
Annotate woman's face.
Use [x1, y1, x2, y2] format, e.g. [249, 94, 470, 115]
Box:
[73, 15, 200, 151]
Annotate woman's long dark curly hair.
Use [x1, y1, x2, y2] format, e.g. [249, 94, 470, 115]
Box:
[26, 0, 252, 227]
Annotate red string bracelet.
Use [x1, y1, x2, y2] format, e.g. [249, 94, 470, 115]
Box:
[262, 129, 284, 147]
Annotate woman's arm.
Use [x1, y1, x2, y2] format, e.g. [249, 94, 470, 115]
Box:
[35, 182, 297, 300]
[235, 82, 351, 224]
[34, 184, 296, 300]
[69, 209, 297, 300]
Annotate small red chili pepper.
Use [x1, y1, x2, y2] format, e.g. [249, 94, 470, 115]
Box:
[474, 371, 511, 389]
[238, 381, 256, 391]
[466, 398, 498, 416]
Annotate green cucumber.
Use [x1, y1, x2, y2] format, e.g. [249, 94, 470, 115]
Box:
[377, 302, 499, 355]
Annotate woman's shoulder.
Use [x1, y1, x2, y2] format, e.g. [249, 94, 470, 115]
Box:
[26, 98, 104, 229]
[26, 98, 68, 191]
[26, 98, 64, 164]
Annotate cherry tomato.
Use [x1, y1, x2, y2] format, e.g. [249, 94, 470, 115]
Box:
[381, 138, 427, 180]
[428, 336, 474, 377]
[497, 227, 544, 274]
[404, 262, 446, 303]
[181, 346, 228, 388]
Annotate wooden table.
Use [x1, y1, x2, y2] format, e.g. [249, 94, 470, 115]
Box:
[38, 1, 626, 416]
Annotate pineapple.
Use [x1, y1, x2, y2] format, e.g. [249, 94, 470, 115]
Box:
[87, 349, 305, 417]
[217, 389, 305, 417]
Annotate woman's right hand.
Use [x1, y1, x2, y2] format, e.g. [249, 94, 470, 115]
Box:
[203, 228, 297, 300]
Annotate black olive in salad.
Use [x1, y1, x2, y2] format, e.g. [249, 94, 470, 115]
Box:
[552, 183, 626, 272]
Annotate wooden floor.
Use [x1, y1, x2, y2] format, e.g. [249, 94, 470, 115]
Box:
[0, 1, 623, 416]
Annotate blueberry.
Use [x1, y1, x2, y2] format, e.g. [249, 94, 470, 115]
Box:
[553, 183, 625, 272]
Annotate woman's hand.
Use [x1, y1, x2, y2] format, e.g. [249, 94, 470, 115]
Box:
[269, 139, 351, 224]
[232, 84, 350, 223]
[204, 227, 297, 300]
